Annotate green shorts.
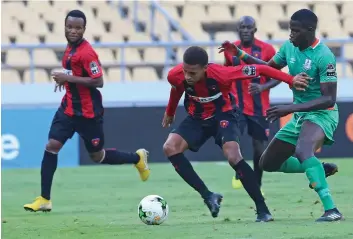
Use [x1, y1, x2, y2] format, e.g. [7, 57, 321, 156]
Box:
[275, 109, 339, 146]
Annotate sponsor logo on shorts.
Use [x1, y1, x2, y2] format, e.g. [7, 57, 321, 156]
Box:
[91, 138, 100, 146]
[220, 120, 229, 128]
[265, 129, 270, 137]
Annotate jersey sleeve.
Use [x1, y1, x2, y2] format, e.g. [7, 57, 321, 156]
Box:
[318, 53, 337, 83]
[272, 41, 288, 67]
[217, 64, 294, 86]
[81, 48, 103, 79]
[165, 70, 184, 116]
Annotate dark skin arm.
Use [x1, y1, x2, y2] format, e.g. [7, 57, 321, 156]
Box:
[218, 41, 283, 69]
[266, 82, 337, 122]
[291, 82, 337, 112]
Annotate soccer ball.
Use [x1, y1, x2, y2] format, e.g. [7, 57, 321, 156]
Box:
[138, 195, 169, 225]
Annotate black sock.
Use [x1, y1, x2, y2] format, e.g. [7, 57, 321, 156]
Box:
[232, 160, 269, 213]
[168, 153, 211, 199]
[101, 149, 140, 165]
[253, 154, 263, 186]
[41, 150, 58, 200]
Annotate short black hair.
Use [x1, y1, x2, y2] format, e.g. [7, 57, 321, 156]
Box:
[183, 46, 208, 66]
[291, 9, 318, 29]
[65, 10, 86, 27]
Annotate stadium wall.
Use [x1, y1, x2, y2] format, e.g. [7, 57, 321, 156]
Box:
[1, 108, 79, 169]
[1, 82, 353, 169]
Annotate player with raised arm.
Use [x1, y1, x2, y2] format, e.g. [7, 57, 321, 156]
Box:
[24, 10, 150, 212]
[219, 9, 342, 222]
[224, 16, 280, 192]
[162, 46, 310, 222]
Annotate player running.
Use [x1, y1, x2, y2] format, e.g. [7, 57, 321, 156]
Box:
[162, 46, 310, 222]
[24, 10, 150, 212]
[219, 9, 342, 222]
[224, 16, 280, 192]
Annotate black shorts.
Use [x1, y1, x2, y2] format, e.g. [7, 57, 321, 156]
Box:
[238, 112, 269, 141]
[172, 111, 241, 152]
[48, 109, 104, 153]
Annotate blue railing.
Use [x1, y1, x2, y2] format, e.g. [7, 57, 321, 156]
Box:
[2, 39, 353, 83]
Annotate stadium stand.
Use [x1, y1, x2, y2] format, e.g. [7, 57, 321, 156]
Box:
[1, 0, 353, 83]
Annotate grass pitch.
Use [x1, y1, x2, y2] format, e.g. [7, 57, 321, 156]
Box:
[2, 159, 353, 239]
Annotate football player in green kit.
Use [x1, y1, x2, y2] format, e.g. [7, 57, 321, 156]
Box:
[219, 9, 343, 222]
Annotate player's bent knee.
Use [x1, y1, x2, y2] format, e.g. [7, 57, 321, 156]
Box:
[89, 150, 104, 163]
[295, 143, 314, 161]
[259, 154, 278, 172]
[223, 141, 243, 167]
[46, 139, 63, 153]
[163, 133, 187, 157]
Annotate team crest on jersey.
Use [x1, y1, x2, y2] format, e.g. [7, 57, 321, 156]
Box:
[326, 64, 337, 77]
[303, 59, 312, 70]
[265, 129, 270, 137]
[252, 51, 261, 59]
[91, 138, 100, 146]
[242, 66, 256, 76]
[220, 120, 229, 128]
[90, 61, 100, 75]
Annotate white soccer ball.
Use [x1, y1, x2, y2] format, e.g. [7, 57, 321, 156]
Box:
[138, 195, 169, 225]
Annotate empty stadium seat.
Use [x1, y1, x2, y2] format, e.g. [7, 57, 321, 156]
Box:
[118, 48, 142, 63]
[144, 48, 166, 63]
[132, 67, 159, 81]
[108, 67, 132, 82]
[1, 0, 352, 84]
[336, 63, 353, 78]
[33, 49, 60, 66]
[1, 69, 22, 84]
[344, 43, 353, 59]
[342, 2, 353, 18]
[23, 69, 50, 83]
[207, 5, 233, 21]
[215, 32, 238, 42]
[6, 49, 31, 66]
[95, 48, 116, 65]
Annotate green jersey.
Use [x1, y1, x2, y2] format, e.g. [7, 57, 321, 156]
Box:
[272, 39, 337, 107]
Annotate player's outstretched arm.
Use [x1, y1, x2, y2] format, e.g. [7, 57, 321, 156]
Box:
[219, 41, 283, 69]
[291, 82, 337, 112]
[225, 65, 310, 90]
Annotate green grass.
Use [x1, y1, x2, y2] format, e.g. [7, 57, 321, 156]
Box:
[2, 159, 353, 239]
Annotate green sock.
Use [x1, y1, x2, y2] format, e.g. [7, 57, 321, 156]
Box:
[278, 156, 305, 173]
[302, 156, 335, 211]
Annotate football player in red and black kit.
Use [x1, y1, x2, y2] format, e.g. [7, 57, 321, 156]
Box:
[162, 46, 310, 222]
[24, 10, 150, 212]
[224, 16, 279, 192]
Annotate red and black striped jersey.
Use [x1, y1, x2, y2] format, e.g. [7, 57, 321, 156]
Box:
[165, 63, 294, 120]
[224, 38, 276, 116]
[60, 39, 103, 118]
